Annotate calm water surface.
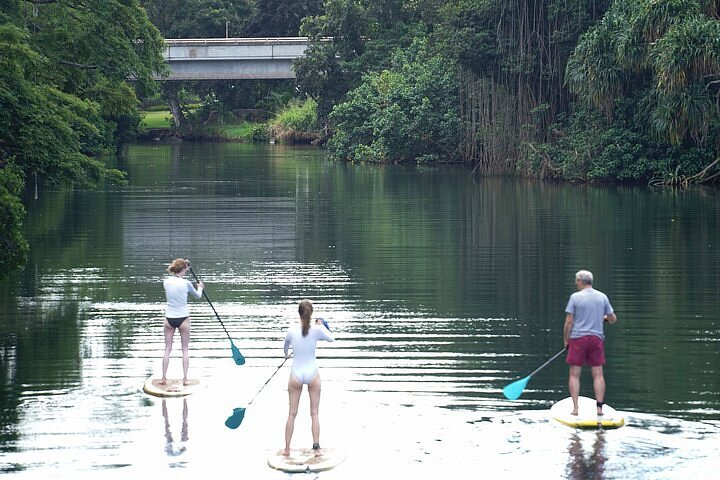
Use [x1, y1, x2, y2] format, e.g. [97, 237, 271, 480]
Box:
[1, 142, 719, 479]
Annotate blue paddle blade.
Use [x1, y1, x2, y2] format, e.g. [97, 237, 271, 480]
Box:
[503, 376, 531, 400]
[225, 408, 246, 429]
[230, 341, 245, 365]
[320, 318, 330, 331]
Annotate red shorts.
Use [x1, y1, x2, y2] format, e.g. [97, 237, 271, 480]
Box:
[566, 335, 605, 367]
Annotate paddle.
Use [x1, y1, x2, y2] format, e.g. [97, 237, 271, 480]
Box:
[187, 265, 245, 366]
[226, 357, 288, 429]
[503, 347, 568, 400]
[317, 318, 331, 331]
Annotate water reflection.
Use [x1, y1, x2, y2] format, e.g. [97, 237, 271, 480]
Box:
[566, 431, 607, 480]
[1, 143, 719, 478]
[162, 399, 189, 459]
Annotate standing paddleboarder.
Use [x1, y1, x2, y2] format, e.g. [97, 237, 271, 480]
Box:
[282, 299, 334, 456]
[162, 258, 203, 385]
[563, 270, 617, 416]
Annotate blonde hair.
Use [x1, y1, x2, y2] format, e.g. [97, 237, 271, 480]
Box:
[298, 299, 313, 337]
[167, 258, 189, 274]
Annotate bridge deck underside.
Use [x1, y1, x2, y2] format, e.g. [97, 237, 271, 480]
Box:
[160, 59, 296, 80]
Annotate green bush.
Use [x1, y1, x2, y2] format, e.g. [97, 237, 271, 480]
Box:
[526, 104, 718, 183]
[251, 123, 270, 142]
[327, 39, 462, 163]
[268, 98, 319, 143]
[272, 98, 318, 131]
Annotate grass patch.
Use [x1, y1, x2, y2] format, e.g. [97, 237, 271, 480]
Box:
[194, 121, 257, 142]
[268, 98, 320, 143]
[140, 110, 173, 130]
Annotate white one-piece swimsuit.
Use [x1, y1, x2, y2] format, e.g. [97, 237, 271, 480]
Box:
[284, 324, 334, 384]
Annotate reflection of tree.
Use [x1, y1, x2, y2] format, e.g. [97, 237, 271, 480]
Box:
[566, 431, 607, 480]
[0, 298, 83, 446]
[162, 398, 189, 457]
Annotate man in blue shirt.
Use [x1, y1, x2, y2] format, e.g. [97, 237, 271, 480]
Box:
[563, 270, 617, 416]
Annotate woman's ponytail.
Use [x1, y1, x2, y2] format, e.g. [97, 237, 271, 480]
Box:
[298, 299, 313, 337]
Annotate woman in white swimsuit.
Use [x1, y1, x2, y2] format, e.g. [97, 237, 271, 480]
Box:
[162, 258, 203, 385]
[282, 299, 334, 455]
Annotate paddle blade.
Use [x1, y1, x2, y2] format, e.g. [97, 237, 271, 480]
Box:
[225, 407, 246, 429]
[503, 376, 531, 400]
[230, 341, 245, 365]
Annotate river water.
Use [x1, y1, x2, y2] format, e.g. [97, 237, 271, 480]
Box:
[1, 142, 719, 479]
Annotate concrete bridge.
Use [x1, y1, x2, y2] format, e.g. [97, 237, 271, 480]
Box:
[161, 37, 314, 80]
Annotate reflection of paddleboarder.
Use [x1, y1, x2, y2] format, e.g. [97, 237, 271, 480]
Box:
[566, 431, 607, 478]
[162, 398, 188, 457]
[282, 299, 334, 456]
[162, 258, 203, 385]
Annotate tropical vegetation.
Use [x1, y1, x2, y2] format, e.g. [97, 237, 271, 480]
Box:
[296, 0, 719, 184]
[0, 0, 165, 276]
[1, 0, 719, 278]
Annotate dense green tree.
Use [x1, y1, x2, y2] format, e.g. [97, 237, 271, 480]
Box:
[328, 40, 462, 163]
[0, 1, 166, 276]
[295, 0, 419, 121]
[430, 0, 610, 173]
[562, 0, 720, 184]
[21, 0, 166, 147]
[141, 0, 254, 38]
[245, 0, 322, 37]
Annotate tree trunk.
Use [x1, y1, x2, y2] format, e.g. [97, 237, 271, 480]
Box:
[162, 83, 186, 130]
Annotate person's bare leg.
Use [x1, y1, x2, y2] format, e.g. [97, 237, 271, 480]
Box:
[179, 318, 191, 384]
[591, 366, 605, 415]
[308, 374, 322, 453]
[284, 375, 303, 456]
[161, 320, 175, 384]
[569, 366, 582, 415]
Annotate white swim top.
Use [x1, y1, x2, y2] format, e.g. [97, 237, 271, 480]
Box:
[163, 275, 202, 318]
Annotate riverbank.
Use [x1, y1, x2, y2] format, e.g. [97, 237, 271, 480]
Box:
[138, 98, 323, 144]
[139, 115, 261, 142]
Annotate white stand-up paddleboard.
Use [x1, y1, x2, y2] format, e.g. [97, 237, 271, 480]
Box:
[142, 377, 202, 398]
[268, 448, 346, 473]
[551, 396, 625, 429]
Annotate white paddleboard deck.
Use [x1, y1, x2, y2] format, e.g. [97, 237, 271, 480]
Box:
[551, 396, 625, 429]
[142, 377, 201, 398]
[268, 447, 345, 473]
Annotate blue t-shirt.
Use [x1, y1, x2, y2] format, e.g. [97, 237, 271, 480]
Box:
[565, 287, 614, 340]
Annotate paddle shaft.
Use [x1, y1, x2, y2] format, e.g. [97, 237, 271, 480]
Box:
[247, 357, 288, 406]
[527, 347, 567, 378]
[187, 266, 233, 342]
